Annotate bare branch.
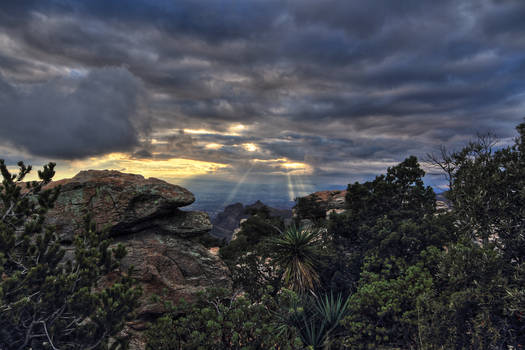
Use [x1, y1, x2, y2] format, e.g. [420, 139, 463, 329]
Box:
[41, 321, 60, 350]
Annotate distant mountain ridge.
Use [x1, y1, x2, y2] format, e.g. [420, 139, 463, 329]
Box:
[211, 200, 292, 241]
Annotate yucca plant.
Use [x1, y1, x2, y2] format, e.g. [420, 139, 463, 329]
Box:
[279, 291, 350, 350]
[269, 225, 323, 293]
[314, 292, 350, 345]
[300, 318, 328, 350]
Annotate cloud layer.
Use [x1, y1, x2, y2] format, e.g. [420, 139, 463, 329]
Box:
[0, 67, 144, 159]
[0, 0, 524, 189]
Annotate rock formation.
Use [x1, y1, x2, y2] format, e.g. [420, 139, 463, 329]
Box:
[211, 202, 245, 240]
[42, 170, 231, 348]
[293, 190, 347, 222]
[309, 190, 347, 217]
[435, 192, 452, 211]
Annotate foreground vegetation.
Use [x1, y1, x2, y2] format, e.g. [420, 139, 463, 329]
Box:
[1, 122, 524, 349]
[149, 122, 525, 349]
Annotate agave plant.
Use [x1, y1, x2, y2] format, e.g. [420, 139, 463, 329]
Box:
[314, 292, 350, 337]
[269, 225, 323, 293]
[278, 291, 350, 350]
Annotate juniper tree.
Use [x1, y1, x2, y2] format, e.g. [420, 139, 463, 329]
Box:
[329, 156, 453, 280]
[423, 122, 525, 348]
[0, 160, 141, 350]
[330, 157, 453, 349]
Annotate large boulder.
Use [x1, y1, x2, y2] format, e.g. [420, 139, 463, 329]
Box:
[45, 170, 198, 241]
[42, 170, 231, 345]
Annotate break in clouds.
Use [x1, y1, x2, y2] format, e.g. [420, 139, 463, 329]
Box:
[0, 0, 524, 187]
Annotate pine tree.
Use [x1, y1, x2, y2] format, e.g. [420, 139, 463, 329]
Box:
[0, 160, 141, 350]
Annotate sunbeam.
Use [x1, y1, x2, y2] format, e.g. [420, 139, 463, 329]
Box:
[222, 163, 254, 207]
[286, 171, 295, 201]
[295, 175, 308, 198]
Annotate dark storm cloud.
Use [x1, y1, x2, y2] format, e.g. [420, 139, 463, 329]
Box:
[1, 0, 524, 185]
[0, 67, 145, 159]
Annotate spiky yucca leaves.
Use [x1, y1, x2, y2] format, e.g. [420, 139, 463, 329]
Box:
[315, 292, 350, 334]
[279, 291, 350, 350]
[269, 225, 324, 293]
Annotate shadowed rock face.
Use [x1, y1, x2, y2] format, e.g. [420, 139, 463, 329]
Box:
[211, 203, 245, 240]
[115, 232, 229, 320]
[42, 170, 231, 342]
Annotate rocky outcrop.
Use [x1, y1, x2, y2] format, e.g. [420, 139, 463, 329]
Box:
[45, 170, 197, 242]
[211, 203, 245, 240]
[435, 192, 452, 211]
[211, 200, 292, 241]
[42, 170, 231, 347]
[293, 190, 347, 222]
[294, 189, 451, 221]
[310, 190, 347, 216]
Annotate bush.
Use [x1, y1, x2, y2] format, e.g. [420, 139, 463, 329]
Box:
[145, 288, 303, 350]
[0, 161, 141, 349]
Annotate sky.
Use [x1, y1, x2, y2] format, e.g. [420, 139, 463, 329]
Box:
[1, 0, 524, 208]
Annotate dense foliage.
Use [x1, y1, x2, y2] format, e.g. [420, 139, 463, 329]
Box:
[294, 194, 327, 224]
[145, 288, 303, 350]
[420, 123, 525, 349]
[219, 206, 286, 300]
[0, 161, 141, 350]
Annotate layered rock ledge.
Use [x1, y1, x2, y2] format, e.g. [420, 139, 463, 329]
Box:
[42, 170, 231, 334]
